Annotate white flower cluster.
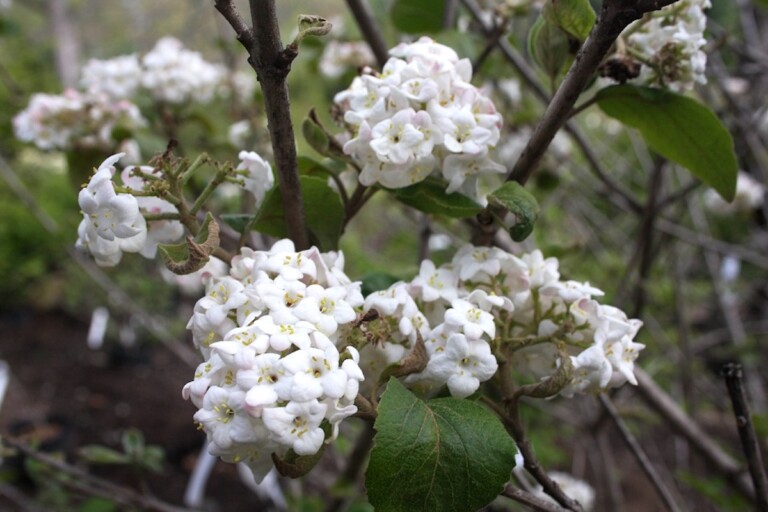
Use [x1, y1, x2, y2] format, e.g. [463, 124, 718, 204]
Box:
[334, 37, 505, 202]
[81, 54, 143, 100]
[76, 153, 185, 266]
[141, 37, 226, 104]
[13, 89, 144, 151]
[183, 240, 365, 481]
[319, 40, 376, 79]
[704, 171, 765, 216]
[624, 0, 711, 91]
[79, 37, 256, 106]
[358, 245, 643, 399]
[76, 153, 147, 266]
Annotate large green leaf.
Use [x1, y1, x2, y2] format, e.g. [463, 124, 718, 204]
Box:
[543, 0, 596, 41]
[393, 178, 483, 219]
[250, 175, 345, 251]
[596, 85, 738, 201]
[366, 379, 516, 512]
[391, 0, 445, 34]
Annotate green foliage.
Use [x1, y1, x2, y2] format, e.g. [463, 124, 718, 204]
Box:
[595, 85, 738, 201]
[0, 154, 78, 308]
[488, 181, 541, 241]
[366, 379, 516, 512]
[527, 16, 573, 84]
[542, 0, 596, 41]
[390, 0, 445, 34]
[231, 175, 345, 251]
[393, 178, 484, 219]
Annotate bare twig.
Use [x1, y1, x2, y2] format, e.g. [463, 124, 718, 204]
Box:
[721, 364, 768, 511]
[502, 484, 568, 512]
[599, 395, 684, 512]
[632, 158, 665, 317]
[345, 0, 389, 68]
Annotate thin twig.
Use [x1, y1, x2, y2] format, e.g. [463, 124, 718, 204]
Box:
[632, 158, 665, 317]
[345, 0, 389, 68]
[502, 484, 568, 512]
[721, 364, 768, 511]
[599, 395, 684, 512]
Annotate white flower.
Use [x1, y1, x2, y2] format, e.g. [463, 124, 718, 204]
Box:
[410, 259, 459, 302]
[424, 333, 497, 398]
[236, 151, 275, 206]
[194, 386, 262, 450]
[262, 400, 328, 456]
[444, 298, 496, 340]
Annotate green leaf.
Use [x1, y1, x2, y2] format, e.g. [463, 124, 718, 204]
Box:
[393, 178, 483, 219]
[488, 182, 540, 241]
[391, 0, 445, 33]
[542, 0, 596, 41]
[596, 85, 738, 200]
[527, 16, 572, 83]
[252, 175, 345, 251]
[366, 379, 516, 512]
[78, 446, 130, 465]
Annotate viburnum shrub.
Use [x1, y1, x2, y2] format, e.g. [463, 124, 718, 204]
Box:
[12, 0, 746, 509]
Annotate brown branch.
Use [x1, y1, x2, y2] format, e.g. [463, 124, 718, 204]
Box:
[215, 0, 309, 249]
[345, 0, 389, 68]
[721, 364, 768, 511]
[508, 0, 681, 185]
[502, 484, 569, 512]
